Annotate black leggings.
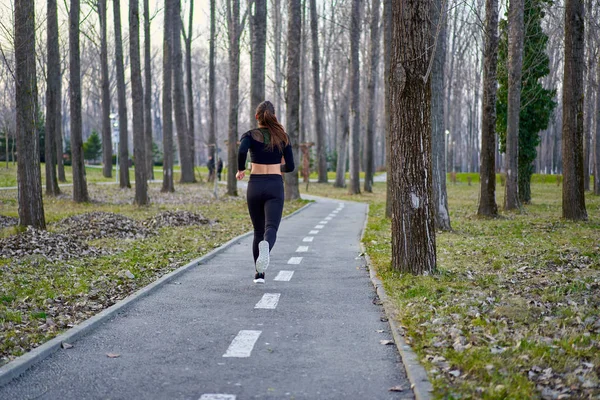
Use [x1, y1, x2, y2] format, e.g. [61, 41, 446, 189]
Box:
[246, 174, 284, 264]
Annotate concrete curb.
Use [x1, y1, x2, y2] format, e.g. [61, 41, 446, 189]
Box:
[359, 204, 433, 400]
[0, 201, 312, 388]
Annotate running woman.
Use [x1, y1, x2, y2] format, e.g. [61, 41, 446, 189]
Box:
[236, 101, 295, 283]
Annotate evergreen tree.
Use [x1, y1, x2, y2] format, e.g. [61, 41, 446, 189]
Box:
[84, 131, 102, 161]
[496, 0, 556, 203]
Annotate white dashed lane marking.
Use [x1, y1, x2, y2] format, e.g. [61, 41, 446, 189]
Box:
[254, 293, 281, 309]
[223, 330, 262, 358]
[296, 246, 309, 252]
[303, 236, 314, 242]
[199, 395, 236, 400]
[315, 225, 324, 229]
[325, 217, 332, 221]
[309, 230, 319, 234]
[287, 257, 303, 264]
[319, 221, 328, 224]
[274, 270, 294, 281]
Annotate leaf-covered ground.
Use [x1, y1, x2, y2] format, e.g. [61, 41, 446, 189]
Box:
[301, 178, 600, 399]
[0, 182, 306, 367]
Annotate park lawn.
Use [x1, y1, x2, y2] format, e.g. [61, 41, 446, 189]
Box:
[0, 182, 307, 366]
[0, 163, 212, 187]
[300, 180, 600, 399]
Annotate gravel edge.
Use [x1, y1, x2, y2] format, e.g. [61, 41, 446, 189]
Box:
[0, 201, 313, 387]
[359, 203, 434, 400]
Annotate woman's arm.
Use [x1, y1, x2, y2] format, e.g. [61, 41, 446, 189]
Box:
[281, 143, 295, 173]
[237, 135, 251, 172]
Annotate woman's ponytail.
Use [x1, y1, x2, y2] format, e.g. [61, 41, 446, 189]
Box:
[256, 101, 288, 151]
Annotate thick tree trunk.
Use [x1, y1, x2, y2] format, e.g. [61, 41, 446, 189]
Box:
[250, 0, 267, 128]
[70, 0, 89, 203]
[562, 0, 587, 219]
[144, 0, 154, 180]
[390, 0, 436, 274]
[185, 0, 195, 171]
[227, 0, 241, 196]
[504, 0, 524, 210]
[284, 0, 301, 200]
[478, 0, 499, 216]
[309, 0, 328, 183]
[384, 0, 391, 217]
[582, 0, 592, 191]
[334, 78, 350, 188]
[272, 0, 282, 116]
[348, 0, 361, 195]
[208, 0, 216, 164]
[56, 80, 65, 182]
[99, 0, 112, 179]
[15, 0, 45, 228]
[130, 0, 148, 205]
[364, 0, 380, 193]
[114, 0, 131, 188]
[162, 0, 175, 192]
[45, 0, 61, 195]
[431, 0, 451, 230]
[173, 0, 195, 183]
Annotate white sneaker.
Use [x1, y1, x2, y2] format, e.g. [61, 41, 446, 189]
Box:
[256, 240, 270, 273]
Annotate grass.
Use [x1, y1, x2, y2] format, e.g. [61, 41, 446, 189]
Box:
[300, 179, 600, 399]
[0, 182, 307, 366]
[0, 163, 211, 187]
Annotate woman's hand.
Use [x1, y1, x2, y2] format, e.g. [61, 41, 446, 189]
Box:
[236, 170, 246, 181]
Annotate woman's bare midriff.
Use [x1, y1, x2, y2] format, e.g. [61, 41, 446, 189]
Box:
[250, 163, 282, 175]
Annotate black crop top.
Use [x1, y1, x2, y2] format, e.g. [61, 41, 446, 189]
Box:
[237, 128, 295, 173]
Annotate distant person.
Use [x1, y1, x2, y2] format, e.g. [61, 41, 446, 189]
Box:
[207, 155, 215, 182]
[237, 100, 295, 283]
[217, 158, 223, 181]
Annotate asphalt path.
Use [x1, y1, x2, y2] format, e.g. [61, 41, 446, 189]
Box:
[0, 195, 411, 400]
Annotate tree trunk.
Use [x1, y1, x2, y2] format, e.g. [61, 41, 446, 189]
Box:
[309, 0, 328, 183]
[185, 0, 195, 171]
[208, 0, 216, 165]
[390, 0, 436, 274]
[272, 0, 282, 116]
[384, 0, 391, 217]
[363, 0, 380, 193]
[348, 0, 361, 195]
[477, 0, 499, 216]
[70, 0, 89, 203]
[595, 42, 600, 195]
[250, 0, 267, 128]
[144, 0, 154, 180]
[504, 0, 524, 210]
[285, 0, 301, 200]
[227, 0, 241, 196]
[582, 0, 592, 191]
[562, 0, 587, 219]
[431, 0, 450, 230]
[56, 77, 65, 182]
[15, 0, 45, 228]
[99, 0, 112, 179]
[45, 0, 61, 195]
[130, 0, 148, 205]
[334, 76, 350, 188]
[114, 0, 131, 188]
[299, 0, 307, 145]
[173, 0, 195, 183]
[162, 0, 175, 192]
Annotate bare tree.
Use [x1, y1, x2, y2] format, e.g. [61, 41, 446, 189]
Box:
[384, 0, 391, 217]
[184, 0, 195, 171]
[562, 0, 587, 219]
[114, 0, 131, 188]
[130, 0, 148, 205]
[595, 39, 600, 195]
[478, 0, 500, 216]
[309, 0, 328, 183]
[285, 0, 301, 200]
[504, 0, 525, 210]
[583, 0, 593, 191]
[15, 0, 45, 228]
[70, 0, 89, 202]
[348, 0, 361, 195]
[162, 0, 175, 192]
[272, 0, 283, 116]
[99, 0, 112, 179]
[334, 68, 350, 188]
[144, 0, 154, 180]
[363, 0, 380, 192]
[207, 0, 216, 165]
[390, 0, 436, 274]
[431, 0, 451, 230]
[250, 0, 266, 127]
[45, 0, 61, 195]
[173, 0, 195, 183]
